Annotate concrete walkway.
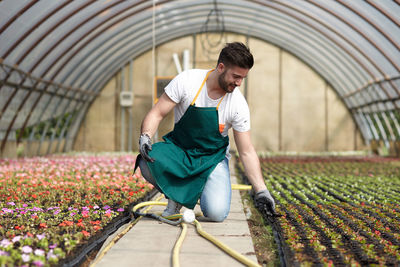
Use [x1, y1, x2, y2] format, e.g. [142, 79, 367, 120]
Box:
[94, 161, 258, 267]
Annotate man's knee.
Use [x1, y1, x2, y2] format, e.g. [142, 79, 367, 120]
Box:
[137, 157, 162, 192]
[138, 157, 152, 181]
[202, 204, 230, 222]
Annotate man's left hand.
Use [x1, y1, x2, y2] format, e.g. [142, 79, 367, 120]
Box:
[254, 189, 277, 216]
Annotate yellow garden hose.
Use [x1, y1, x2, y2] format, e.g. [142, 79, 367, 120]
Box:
[193, 220, 260, 267]
[231, 184, 252, 190]
[92, 184, 259, 267]
[172, 222, 187, 267]
[135, 184, 260, 267]
[132, 200, 167, 212]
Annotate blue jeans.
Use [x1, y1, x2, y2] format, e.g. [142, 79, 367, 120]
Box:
[138, 157, 231, 222]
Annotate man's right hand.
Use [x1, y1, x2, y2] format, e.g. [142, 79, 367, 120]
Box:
[139, 133, 155, 162]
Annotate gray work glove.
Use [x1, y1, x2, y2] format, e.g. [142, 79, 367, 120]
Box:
[254, 189, 277, 217]
[139, 133, 155, 162]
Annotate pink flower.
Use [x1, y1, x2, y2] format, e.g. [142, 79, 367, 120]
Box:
[33, 260, 44, 267]
[0, 251, 9, 256]
[2, 208, 13, 213]
[36, 233, 45, 240]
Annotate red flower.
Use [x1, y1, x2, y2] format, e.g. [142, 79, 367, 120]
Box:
[39, 223, 47, 229]
[59, 220, 74, 227]
[32, 194, 37, 199]
[82, 230, 90, 237]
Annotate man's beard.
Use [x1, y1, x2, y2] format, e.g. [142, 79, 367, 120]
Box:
[218, 70, 236, 93]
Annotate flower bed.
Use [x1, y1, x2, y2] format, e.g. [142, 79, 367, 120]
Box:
[0, 154, 152, 266]
[237, 156, 400, 266]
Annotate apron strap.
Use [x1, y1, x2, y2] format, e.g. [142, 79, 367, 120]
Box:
[191, 69, 213, 106]
[191, 69, 226, 109]
[216, 94, 225, 110]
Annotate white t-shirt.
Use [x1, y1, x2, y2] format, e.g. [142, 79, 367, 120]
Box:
[164, 69, 250, 145]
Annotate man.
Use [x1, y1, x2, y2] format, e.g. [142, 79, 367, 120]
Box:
[137, 42, 275, 222]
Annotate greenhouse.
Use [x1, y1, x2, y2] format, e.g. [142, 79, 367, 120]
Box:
[0, 1, 399, 266]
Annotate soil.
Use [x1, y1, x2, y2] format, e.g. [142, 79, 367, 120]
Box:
[78, 247, 101, 267]
[240, 190, 280, 266]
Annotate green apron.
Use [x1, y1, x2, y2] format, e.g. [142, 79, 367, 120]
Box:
[146, 70, 229, 209]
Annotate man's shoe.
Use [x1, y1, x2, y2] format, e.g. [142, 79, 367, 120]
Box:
[162, 199, 182, 217]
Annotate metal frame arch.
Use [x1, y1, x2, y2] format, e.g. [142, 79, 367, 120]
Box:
[304, 0, 400, 102]
[253, 0, 400, 96]
[337, 0, 400, 54]
[0, 0, 96, 122]
[0, 1, 152, 151]
[307, 0, 400, 74]
[249, 0, 400, 144]
[75, 2, 363, 95]
[20, 1, 160, 152]
[61, 0, 368, 96]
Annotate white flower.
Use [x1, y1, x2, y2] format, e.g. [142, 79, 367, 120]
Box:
[21, 245, 33, 254]
[47, 249, 58, 259]
[22, 254, 30, 262]
[12, 236, 22, 243]
[34, 249, 45, 256]
[0, 239, 12, 248]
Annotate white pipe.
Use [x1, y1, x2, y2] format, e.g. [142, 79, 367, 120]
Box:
[173, 53, 182, 74]
[183, 49, 190, 71]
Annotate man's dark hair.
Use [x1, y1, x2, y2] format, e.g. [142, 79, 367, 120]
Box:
[217, 42, 254, 69]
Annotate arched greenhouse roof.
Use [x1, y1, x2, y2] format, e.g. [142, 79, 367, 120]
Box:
[1, 0, 400, 154]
